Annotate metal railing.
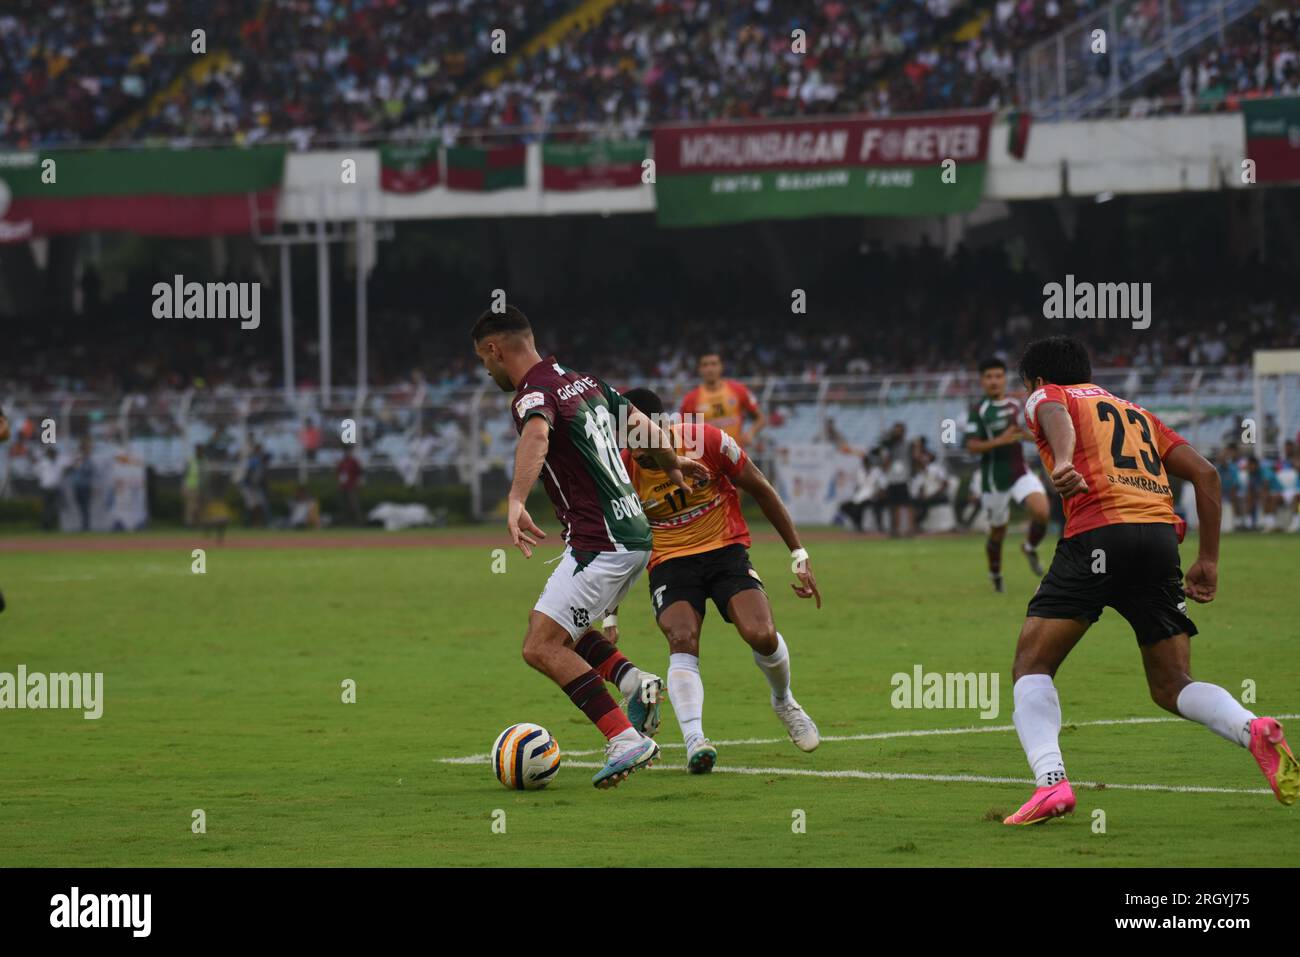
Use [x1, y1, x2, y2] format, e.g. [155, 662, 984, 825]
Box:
[4, 364, 1283, 518]
[1018, 0, 1259, 121]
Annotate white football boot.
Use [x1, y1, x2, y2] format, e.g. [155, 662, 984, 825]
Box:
[772, 694, 820, 752]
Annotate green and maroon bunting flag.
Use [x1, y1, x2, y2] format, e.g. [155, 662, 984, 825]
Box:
[1242, 96, 1300, 183]
[652, 112, 992, 227]
[380, 141, 441, 193]
[1007, 110, 1032, 160]
[0, 146, 285, 242]
[445, 144, 526, 191]
[542, 140, 647, 191]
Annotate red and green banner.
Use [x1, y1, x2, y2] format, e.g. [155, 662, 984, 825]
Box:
[652, 112, 992, 227]
[446, 144, 526, 191]
[542, 140, 647, 191]
[1007, 110, 1032, 160]
[380, 141, 440, 193]
[1242, 96, 1300, 183]
[0, 146, 285, 242]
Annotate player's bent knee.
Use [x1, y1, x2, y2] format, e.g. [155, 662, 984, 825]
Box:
[1148, 674, 1190, 714]
[660, 620, 700, 656]
[521, 642, 548, 672]
[738, 623, 778, 655]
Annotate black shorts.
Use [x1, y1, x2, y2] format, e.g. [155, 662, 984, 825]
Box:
[648, 544, 765, 624]
[1026, 522, 1198, 646]
[886, 483, 910, 506]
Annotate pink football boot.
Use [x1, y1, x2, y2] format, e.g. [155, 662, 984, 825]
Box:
[1248, 717, 1299, 805]
[1003, 780, 1076, 825]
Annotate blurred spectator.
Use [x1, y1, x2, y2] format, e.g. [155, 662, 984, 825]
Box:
[182, 444, 205, 527]
[70, 437, 96, 531]
[337, 446, 363, 524]
[288, 483, 321, 529]
[34, 445, 67, 530]
[835, 450, 887, 532]
[298, 419, 322, 463]
[238, 441, 270, 525]
[909, 449, 954, 529]
[1242, 454, 1284, 531]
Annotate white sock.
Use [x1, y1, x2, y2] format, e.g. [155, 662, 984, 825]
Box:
[617, 667, 642, 699]
[754, 633, 792, 703]
[667, 653, 705, 751]
[612, 726, 642, 745]
[1176, 681, 1254, 747]
[1013, 674, 1067, 787]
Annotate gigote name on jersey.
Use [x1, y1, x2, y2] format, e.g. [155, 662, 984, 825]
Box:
[556, 377, 599, 401]
[610, 491, 645, 521]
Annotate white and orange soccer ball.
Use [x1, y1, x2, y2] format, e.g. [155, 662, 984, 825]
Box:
[491, 723, 561, 790]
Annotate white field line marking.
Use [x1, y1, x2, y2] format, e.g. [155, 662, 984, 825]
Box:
[502, 712, 1300, 759]
[441, 713, 1300, 796]
[444, 748, 1268, 795]
[442, 754, 1272, 796]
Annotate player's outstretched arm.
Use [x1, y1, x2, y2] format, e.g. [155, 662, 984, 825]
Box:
[1164, 443, 1221, 603]
[626, 407, 709, 491]
[507, 416, 550, 558]
[0, 414, 9, 443]
[1036, 402, 1087, 498]
[733, 459, 821, 608]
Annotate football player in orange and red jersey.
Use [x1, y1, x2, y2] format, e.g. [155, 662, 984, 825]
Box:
[679, 352, 765, 448]
[602, 387, 820, 774]
[1003, 336, 1297, 825]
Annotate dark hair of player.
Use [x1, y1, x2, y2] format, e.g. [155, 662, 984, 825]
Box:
[978, 356, 1006, 373]
[622, 387, 664, 415]
[1018, 335, 1093, 386]
[470, 304, 531, 343]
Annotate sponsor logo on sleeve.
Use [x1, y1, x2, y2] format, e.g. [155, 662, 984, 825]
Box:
[1024, 388, 1047, 426]
[515, 392, 546, 419]
[719, 432, 742, 464]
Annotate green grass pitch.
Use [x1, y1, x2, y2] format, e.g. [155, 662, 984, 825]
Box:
[0, 529, 1297, 867]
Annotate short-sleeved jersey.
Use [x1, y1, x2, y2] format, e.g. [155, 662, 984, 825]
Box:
[511, 356, 651, 552]
[965, 395, 1028, 492]
[680, 380, 759, 444]
[620, 423, 750, 569]
[1024, 382, 1187, 538]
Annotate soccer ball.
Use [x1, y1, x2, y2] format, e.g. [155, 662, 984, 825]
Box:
[492, 723, 561, 790]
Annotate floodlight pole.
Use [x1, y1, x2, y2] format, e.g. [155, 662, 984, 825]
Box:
[317, 218, 332, 404]
[280, 243, 295, 401]
[356, 217, 369, 401]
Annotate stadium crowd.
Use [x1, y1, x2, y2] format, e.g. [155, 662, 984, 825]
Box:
[3, 233, 1298, 401]
[1126, 1, 1300, 116]
[10, 0, 1298, 150]
[1, 0, 260, 147]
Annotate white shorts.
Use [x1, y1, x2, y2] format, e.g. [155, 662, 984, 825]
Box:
[981, 471, 1046, 527]
[534, 548, 650, 641]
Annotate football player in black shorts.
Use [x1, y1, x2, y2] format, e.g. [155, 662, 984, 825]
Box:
[1004, 336, 1297, 824]
[601, 388, 822, 773]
